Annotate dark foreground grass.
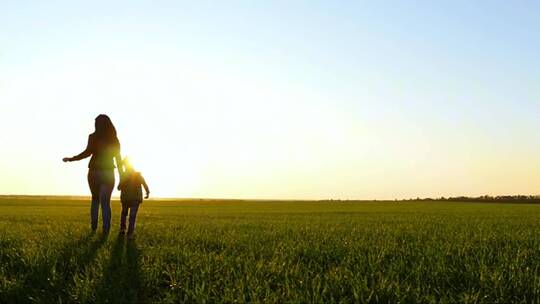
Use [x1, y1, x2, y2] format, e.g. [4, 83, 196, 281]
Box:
[0, 197, 539, 303]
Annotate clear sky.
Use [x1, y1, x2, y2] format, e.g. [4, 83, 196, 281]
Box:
[1, 1, 539, 199]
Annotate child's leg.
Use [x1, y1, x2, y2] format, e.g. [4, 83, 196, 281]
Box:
[120, 203, 129, 232]
[127, 202, 140, 236]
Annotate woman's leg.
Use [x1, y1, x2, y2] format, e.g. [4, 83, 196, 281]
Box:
[99, 170, 115, 232]
[87, 170, 100, 230]
[127, 202, 140, 236]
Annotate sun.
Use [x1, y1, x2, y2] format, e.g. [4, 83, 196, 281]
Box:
[118, 144, 203, 198]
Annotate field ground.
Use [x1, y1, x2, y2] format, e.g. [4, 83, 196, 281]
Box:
[0, 197, 539, 303]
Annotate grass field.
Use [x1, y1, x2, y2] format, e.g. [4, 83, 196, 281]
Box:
[0, 197, 539, 303]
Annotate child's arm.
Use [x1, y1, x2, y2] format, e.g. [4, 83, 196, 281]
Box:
[117, 178, 124, 191]
[141, 175, 150, 199]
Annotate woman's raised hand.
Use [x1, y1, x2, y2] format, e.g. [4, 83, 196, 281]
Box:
[62, 157, 72, 162]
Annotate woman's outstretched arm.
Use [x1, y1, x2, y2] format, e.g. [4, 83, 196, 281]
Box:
[63, 136, 93, 162]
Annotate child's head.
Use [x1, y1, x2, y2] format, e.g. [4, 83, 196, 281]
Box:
[123, 156, 135, 172]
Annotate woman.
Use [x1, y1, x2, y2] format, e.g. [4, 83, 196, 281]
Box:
[63, 114, 122, 233]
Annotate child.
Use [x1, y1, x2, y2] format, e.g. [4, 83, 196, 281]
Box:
[117, 157, 150, 238]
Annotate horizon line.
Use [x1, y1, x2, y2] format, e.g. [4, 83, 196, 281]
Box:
[1, 193, 539, 202]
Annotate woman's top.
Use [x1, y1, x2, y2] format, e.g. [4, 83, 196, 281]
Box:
[72, 133, 121, 170]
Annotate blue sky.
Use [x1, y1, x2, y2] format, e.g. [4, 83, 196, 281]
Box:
[1, 1, 539, 198]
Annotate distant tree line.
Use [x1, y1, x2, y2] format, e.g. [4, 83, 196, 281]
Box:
[406, 195, 540, 203]
[321, 195, 540, 204]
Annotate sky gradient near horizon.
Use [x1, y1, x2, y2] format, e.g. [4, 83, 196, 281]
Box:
[1, 1, 539, 199]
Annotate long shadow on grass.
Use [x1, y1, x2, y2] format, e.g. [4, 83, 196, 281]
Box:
[1, 231, 108, 303]
[93, 236, 143, 303]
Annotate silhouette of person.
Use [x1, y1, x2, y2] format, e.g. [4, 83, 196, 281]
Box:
[63, 114, 123, 233]
[118, 156, 150, 239]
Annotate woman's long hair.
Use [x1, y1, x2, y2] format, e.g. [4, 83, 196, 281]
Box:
[94, 114, 119, 146]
